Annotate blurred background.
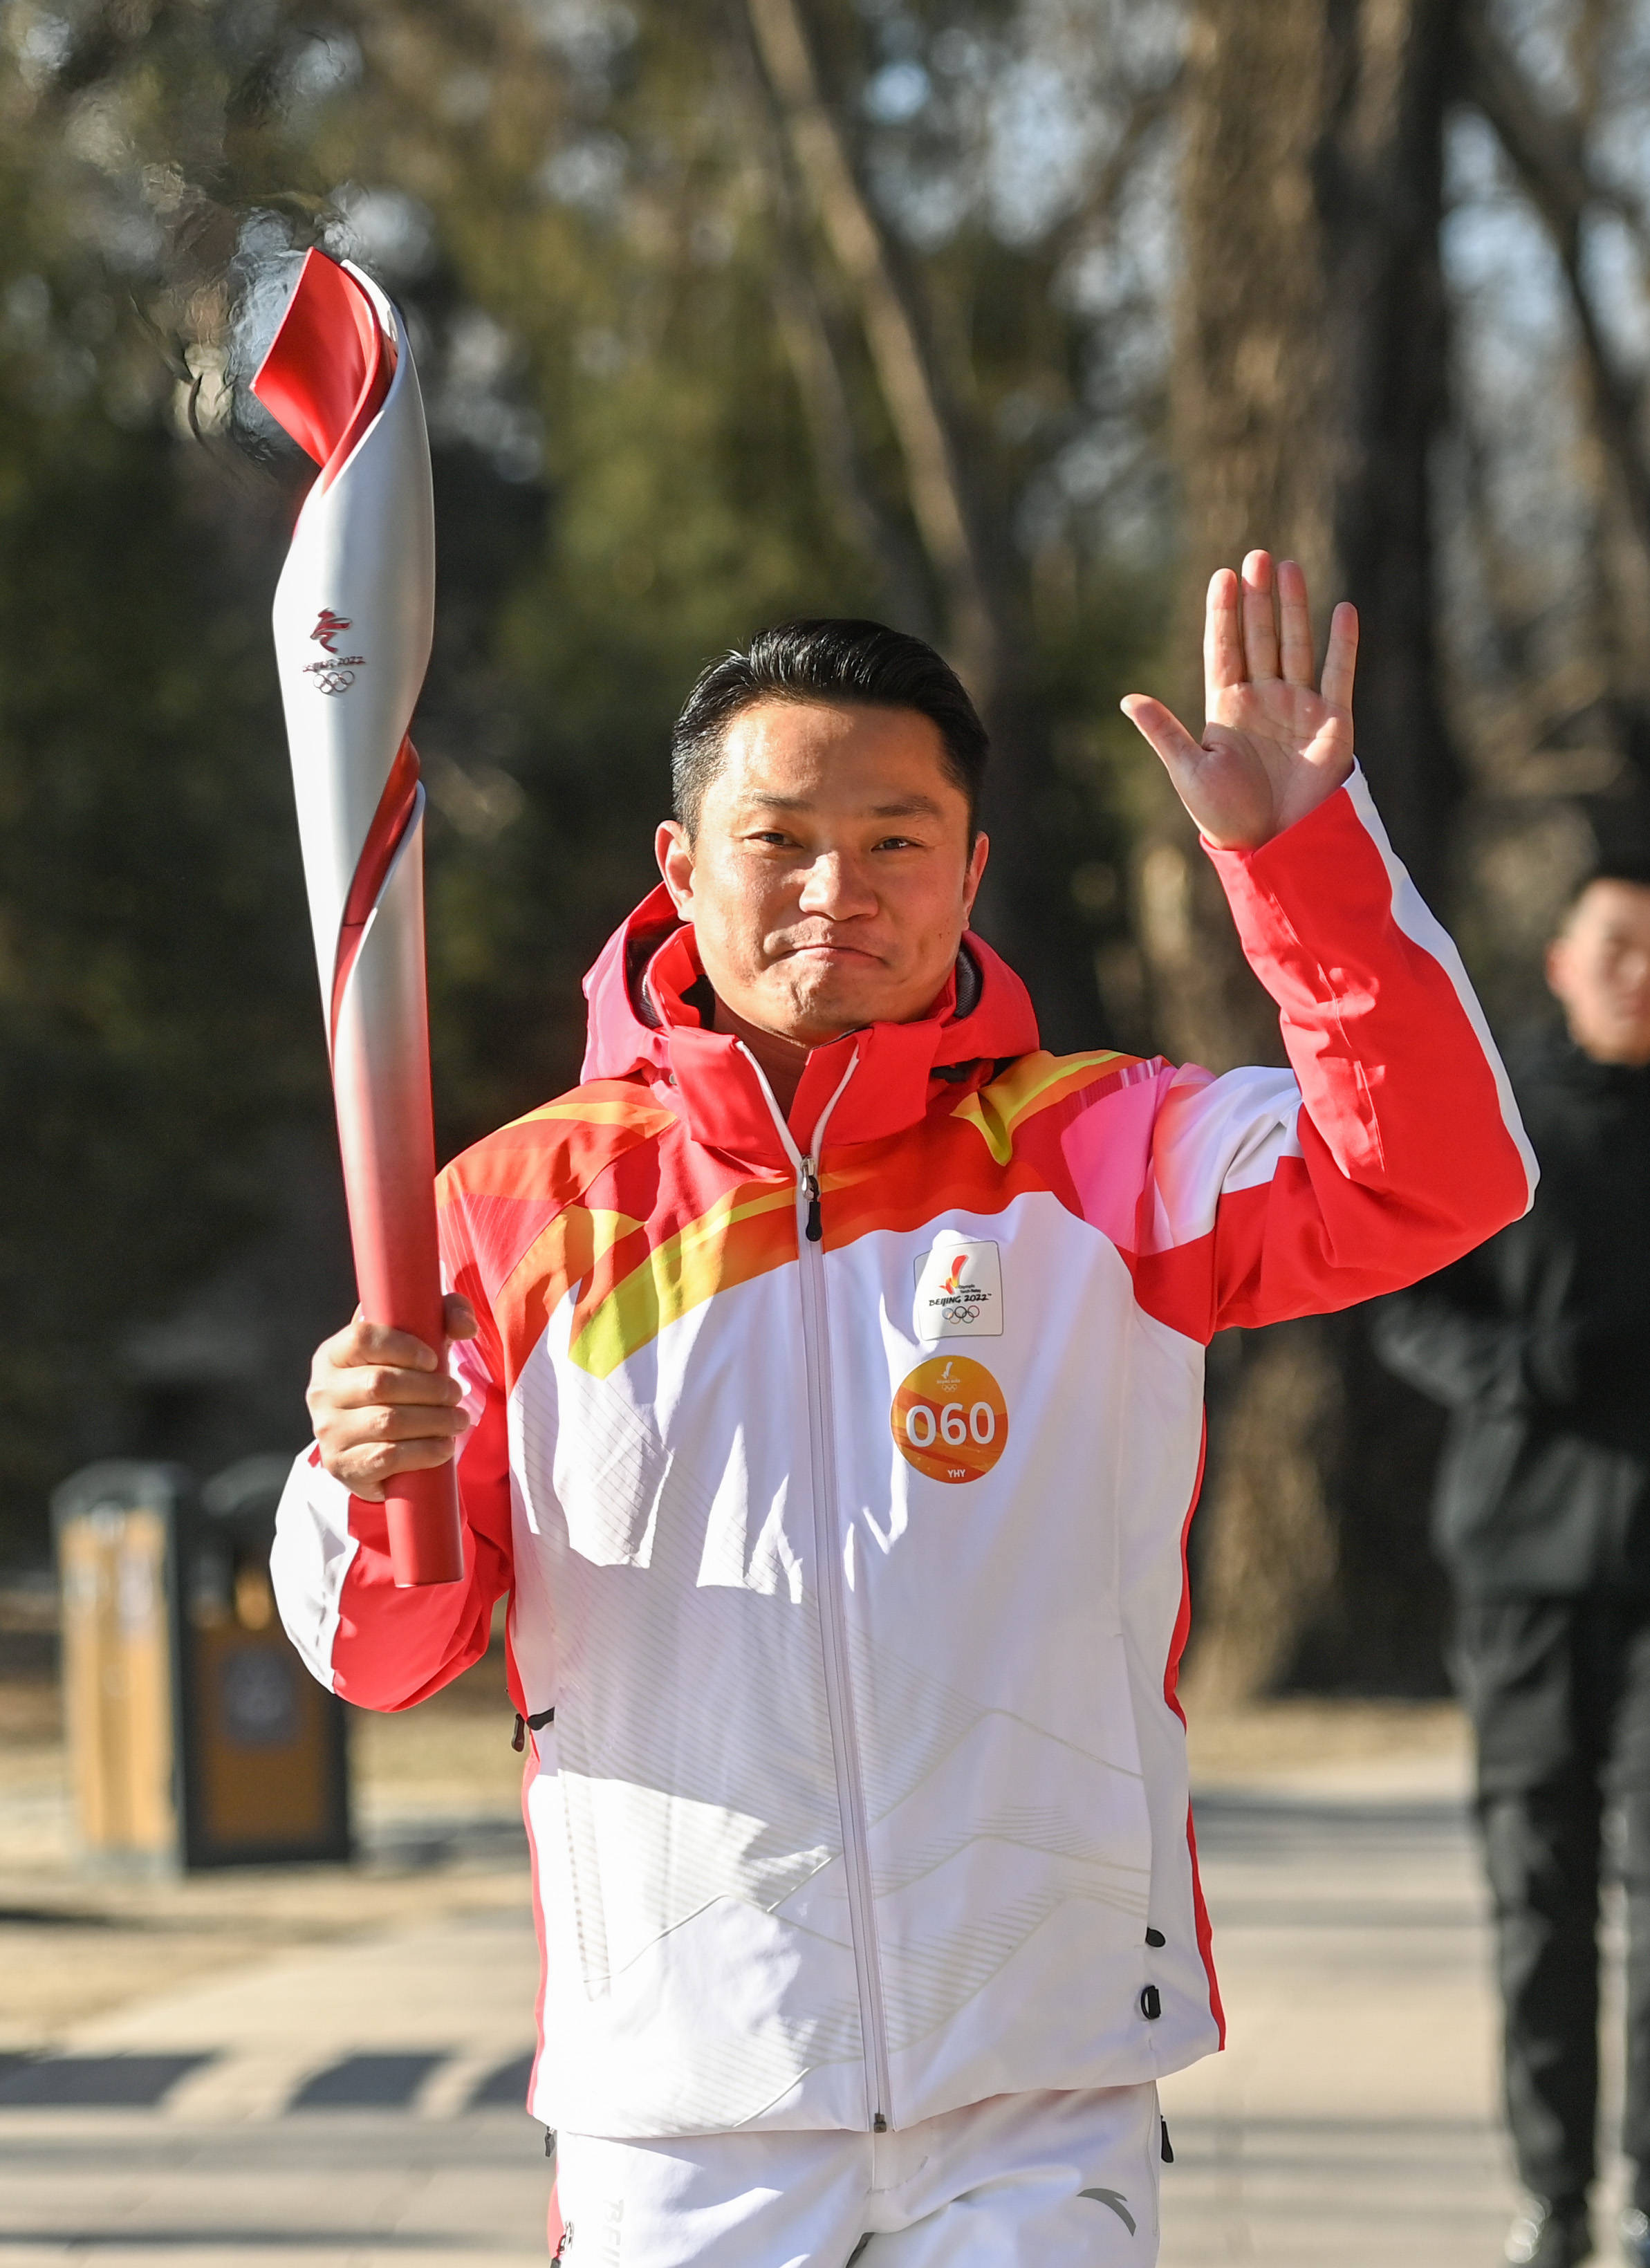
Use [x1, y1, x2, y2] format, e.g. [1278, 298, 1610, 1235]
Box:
[5, 0, 1649, 1707]
[3, 3, 1647, 2257]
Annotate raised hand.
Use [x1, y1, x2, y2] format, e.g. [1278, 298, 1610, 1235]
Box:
[1121, 551, 1357, 850]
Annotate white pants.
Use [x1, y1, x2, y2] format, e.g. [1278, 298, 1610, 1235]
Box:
[553, 2083, 1163, 2266]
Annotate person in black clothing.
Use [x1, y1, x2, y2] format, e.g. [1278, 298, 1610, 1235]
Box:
[1375, 864, 1650, 2268]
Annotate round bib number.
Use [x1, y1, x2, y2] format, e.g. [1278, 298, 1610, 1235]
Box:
[891, 1355, 1009, 1485]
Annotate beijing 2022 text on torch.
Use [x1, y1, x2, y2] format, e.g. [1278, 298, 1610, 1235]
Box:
[253, 249, 463, 1588]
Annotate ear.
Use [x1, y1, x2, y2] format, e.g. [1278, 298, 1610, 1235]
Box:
[1545, 933, 1569, 1006]
[961, 831, 990, 925]
[657, 821, 696, 917]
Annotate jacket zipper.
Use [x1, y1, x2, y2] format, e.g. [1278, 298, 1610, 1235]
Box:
[739, 1044, 893, 2132]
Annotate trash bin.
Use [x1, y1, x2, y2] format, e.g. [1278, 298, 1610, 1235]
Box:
[53, 1461, 185, 1867]
[52, 1456, 351, 1870]
[180, 1453, 350, 1868]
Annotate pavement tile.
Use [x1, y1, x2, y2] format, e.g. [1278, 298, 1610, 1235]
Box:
[0, 2119, 551, 2258]
[0, 2053, 214, 2108]
[289, 2055, 448, 2112]
[464, 2055, 536, 2114]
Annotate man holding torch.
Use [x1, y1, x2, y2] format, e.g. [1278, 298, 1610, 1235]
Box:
[275, 551, 1532, 2264]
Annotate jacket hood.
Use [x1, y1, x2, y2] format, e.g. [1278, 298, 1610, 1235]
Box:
[579, 883, 1039, 1166]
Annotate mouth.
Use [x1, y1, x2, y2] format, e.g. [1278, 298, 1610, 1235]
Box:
[777, 940, 884, 967]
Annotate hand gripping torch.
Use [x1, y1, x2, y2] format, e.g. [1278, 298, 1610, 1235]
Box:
[254, 248, 463, 1587]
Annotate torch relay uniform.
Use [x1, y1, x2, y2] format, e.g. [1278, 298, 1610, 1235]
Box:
[273, 769, 1535, 2262]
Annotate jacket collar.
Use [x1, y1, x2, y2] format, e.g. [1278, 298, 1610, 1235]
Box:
[579, 883, 1039, 1171]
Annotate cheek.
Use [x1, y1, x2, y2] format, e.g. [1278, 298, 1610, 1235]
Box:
[694, 869, 792, 974]
[1597, 955, 1638, 997]
[905, 880, 973, 952]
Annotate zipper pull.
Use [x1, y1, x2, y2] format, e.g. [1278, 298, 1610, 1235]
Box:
[513, 1706, 556, 1751]
[801, 1160, 822, 1243]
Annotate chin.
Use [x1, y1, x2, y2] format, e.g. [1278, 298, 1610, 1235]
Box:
[781, 975, 900, 1038]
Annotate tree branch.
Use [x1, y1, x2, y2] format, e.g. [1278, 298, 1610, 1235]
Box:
[1467, 10, 1650, 559]
[1036, 64, 1185, 285]
[743, 0, 1000, 690]
[769, 221, 940, 633]
[727, 26, 940, 633]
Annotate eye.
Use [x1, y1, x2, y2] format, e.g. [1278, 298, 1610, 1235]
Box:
[873, 833, 924, 851]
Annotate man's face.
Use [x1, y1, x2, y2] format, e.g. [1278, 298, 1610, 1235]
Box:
[656, 699, 988, 1049]
[1547, 880, 1650, 1066]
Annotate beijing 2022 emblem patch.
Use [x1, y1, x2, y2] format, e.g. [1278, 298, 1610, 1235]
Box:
[913, 1235, 1003, 1341]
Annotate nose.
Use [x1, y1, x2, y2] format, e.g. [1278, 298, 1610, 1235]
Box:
[797, 851, 878, 921]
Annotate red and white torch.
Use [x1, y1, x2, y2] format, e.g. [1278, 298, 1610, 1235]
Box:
[253, 248, 463, 1588]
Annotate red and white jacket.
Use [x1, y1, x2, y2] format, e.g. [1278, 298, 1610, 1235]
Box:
[273, 770, 1534, 2140]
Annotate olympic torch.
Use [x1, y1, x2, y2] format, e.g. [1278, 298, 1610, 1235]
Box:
[253, 248, 463, 1588]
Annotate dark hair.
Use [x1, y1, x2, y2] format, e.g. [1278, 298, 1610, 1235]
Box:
[670, 619, 988, 838]
[1558, 859, 1650, 927]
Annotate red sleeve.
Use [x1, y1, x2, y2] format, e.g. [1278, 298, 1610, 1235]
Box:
[270, 1225, 518, 1713]
[327, 1335, 514, 1710]
[1130, 768, 1537, 1342]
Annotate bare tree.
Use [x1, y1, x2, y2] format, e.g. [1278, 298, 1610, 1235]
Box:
[1467, 9, 1650, 558]
[738, 0, 1176, 1045]
[1167, 0, 1468, 1700]
[1464, 1, 1650, 794]
[744, 0, 1002, 691]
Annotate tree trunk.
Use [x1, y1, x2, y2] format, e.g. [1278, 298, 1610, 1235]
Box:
[1168, 0, 1466, 1705]
[743, 0, 1102, 1047]
[1319, 0, 1465, 898]
[743, 0, 999, 689]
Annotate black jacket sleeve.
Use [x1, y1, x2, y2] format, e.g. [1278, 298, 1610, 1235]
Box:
[1370, 1268, 1530, 1413]
[1371, 1035, 1650, 1595]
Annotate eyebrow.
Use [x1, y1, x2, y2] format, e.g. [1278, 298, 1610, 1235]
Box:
[740, 792, 947, 820]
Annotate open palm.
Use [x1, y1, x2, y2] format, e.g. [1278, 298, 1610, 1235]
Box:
[1122, 552, 1357, 850]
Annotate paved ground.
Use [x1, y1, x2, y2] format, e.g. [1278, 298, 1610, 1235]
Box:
[0, 1657, 1624, 2265]
[1159, 1744, 1517, 2265]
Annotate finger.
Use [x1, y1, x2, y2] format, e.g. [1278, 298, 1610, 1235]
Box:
[443, 1293, 479, 1341]
[1203, 568, 1245, 698]
[1277, 559, 1314, 685]
[318, 1365, 466, 1412]
[333, 1435, 465, 1498]
[1121, 694, 1207, 773]
[1320, 599, 1359, 712]
[324, 1400, 472, 1446]
[1240, 550, 1279, 680]
[321, 1319, 440, 1374]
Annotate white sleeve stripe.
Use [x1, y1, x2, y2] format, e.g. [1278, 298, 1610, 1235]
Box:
[1220, 1091, 1305, 1193]
[1145, 1064, 1305, 1246]
[1343, 767, 1538, 1207]
[270, 1451, 360, 1694]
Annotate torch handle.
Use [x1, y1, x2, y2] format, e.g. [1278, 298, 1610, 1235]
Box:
[383, 1465, 464, 1589]
[344, 1153, 465, 1588]
[345, 1172, 465, 1586]
[331, 812, 465, 1590]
